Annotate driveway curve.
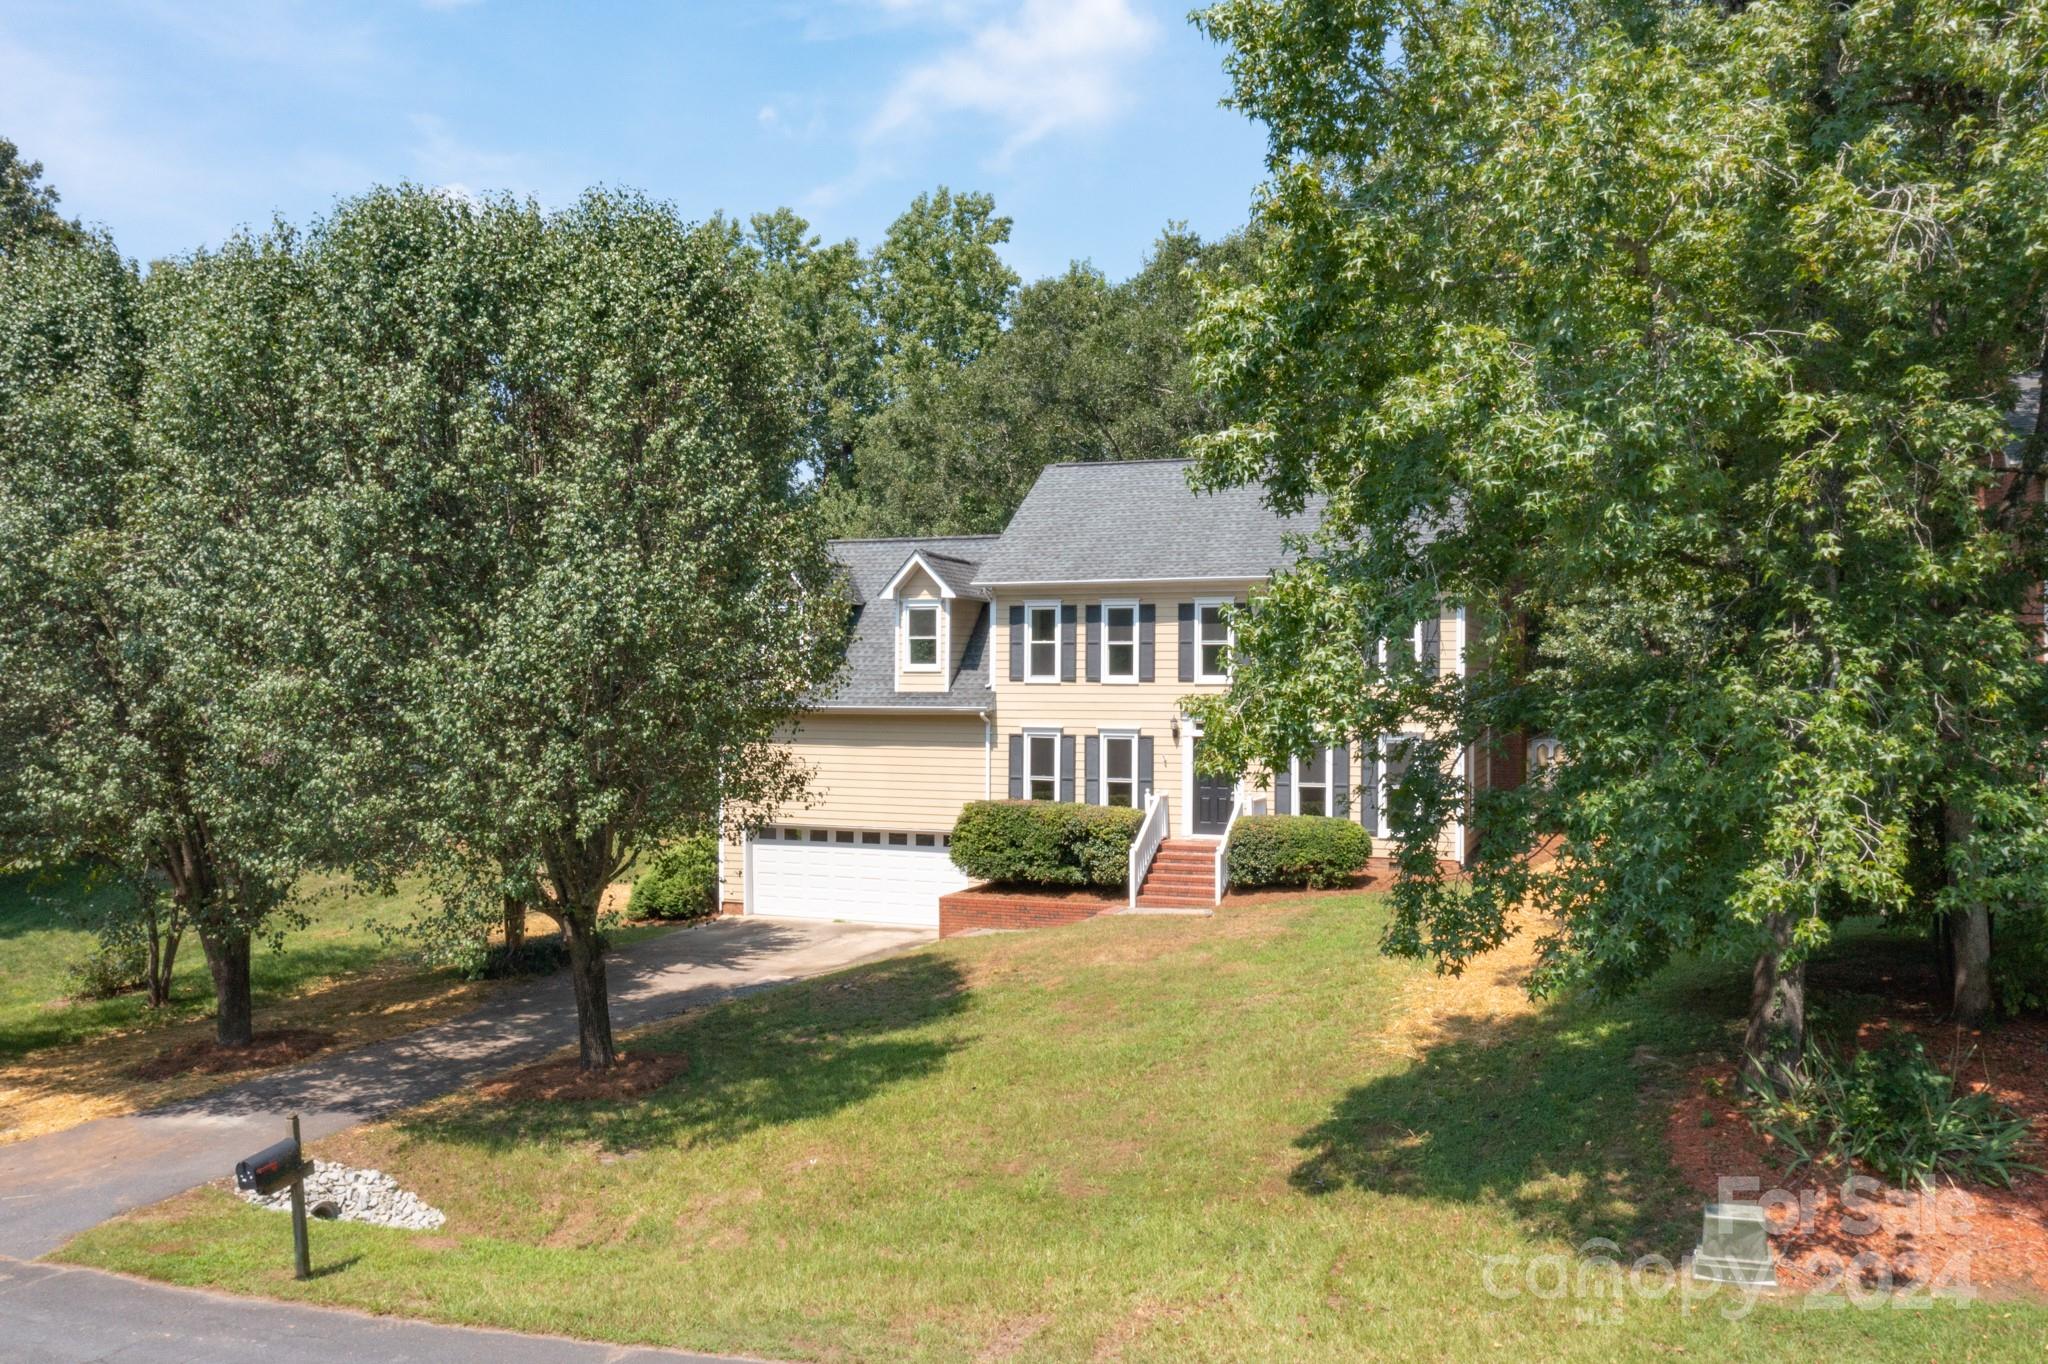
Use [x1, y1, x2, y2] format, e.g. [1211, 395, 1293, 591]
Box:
[0, 917, 928, 1260]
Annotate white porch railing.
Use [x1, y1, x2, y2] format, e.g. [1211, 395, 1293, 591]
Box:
[1128, 791, 1170, 911]
[1213, 789, 1252, 903]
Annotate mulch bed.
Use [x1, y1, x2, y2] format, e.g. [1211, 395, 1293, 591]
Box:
[1665, 948, 2048, 1300]
[473, 1050, 689, 1104]
[127, 1028, 336, 1081]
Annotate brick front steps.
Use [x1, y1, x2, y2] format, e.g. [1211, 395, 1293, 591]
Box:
[1135, 838, 1221, 910]
[938, 885, 1125, 937]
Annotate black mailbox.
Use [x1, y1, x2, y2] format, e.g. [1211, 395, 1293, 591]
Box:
[235, 1136, 307, 1196]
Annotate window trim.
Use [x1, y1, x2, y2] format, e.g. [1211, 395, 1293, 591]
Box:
[1192, 597, 1233, 684]
[1098, 730, 1139, 808]
[1376, 734, 1417, 840]
[1291, 748, 1333, 818]
[1099, 599, 1139, 684]
[1023, 599, 1062, 683]
[1023, 727, 1062, 801]
[901, 600, 943, 672]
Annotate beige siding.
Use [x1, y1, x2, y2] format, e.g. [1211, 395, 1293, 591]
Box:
[720, 711, 988, 901]
[991, 585, 1249, 831]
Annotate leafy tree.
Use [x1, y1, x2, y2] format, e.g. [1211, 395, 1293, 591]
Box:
[1188, 0, 2048, 1086]
[744, 208, 880, 484]
[0, 136, 80, 253]
[835, 225, 1253, 535]
[288, 187, 848, 1070]
[0, 231, 320, 1044]
[868, 186, 1018, 391]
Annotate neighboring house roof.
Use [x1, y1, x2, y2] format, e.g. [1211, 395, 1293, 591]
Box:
[969, 458, 1322, 587]
[814, 535, 999, 711]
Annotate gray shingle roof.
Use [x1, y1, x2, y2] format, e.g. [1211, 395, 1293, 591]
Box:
[813, 536, 998, 711]
[970, 459, 1321, 587]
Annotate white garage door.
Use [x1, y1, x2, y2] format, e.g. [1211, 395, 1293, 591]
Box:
[747, 826, 968, 928]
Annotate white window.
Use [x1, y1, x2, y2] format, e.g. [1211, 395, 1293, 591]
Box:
[903, 602, 940, 669]
[1101, 601, 1137, 683]
[1292, 748, 1335, 817]
[1194, 599, 1232, 682]
[1377, 735, 1415, 839]
[1025, 730, 1060, 801]
[1100, 733, 1137, 808]
[1025, 601, 1060, 681]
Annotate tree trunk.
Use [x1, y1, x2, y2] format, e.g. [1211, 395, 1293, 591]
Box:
[1741, 911, 1806, 1095]
[1947, 907, 1993, 1025]
[144, 903, 182, 1009]
[200, 928, 254, 1048]
[563, 910, 616, 1071]
[1943, 801, 1994, 1024]
[503, 895, 527, 953]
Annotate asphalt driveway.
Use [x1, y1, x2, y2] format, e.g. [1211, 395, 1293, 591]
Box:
[0, 916, 928, 1261]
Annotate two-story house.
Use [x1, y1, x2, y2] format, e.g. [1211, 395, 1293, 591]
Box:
[718, 459, 1481, 928]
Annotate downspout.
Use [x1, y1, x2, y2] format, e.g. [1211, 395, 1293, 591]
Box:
[980, 709, 993, 799]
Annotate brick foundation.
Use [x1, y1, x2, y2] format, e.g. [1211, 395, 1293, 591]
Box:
[719, 899, 746, 917]
[938, 885, 1124, 937]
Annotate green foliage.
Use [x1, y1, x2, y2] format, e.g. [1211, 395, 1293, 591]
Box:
[1744, 1035, 2039, 1190]
[1187, 0, 2048, 1006]
[64, 937, 144, 1000]
[1226, 814, 1371, 889]
[949, 800, 1142, 889]
[827, 223, 1252, 537]
[454, 933, 584, 982]
[0, 136, 79, 252]
[1995, 913, 2048, 1015]
[633, 834, 719, 921]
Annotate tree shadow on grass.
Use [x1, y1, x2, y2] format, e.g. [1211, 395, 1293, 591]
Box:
[398, 951, 972, 1156]
[1289, 955, 1752, 1250]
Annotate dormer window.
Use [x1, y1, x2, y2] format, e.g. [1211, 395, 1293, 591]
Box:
[904, 603, 940, 670]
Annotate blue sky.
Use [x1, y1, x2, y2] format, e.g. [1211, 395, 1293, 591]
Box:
[0, 1, 1271, 281]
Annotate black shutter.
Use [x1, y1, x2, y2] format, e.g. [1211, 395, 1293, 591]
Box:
[1008, 733, 1024, 800]
[1360, 743, 1379, 834]
[1059, 732, 1076, 802]
[1177, 602, 1195, 682]
[1138, 735, 1155, 803]
[1333, 744, 1351, 816]
[1008, 604, 1024, 682]
[1084, 734, 1099, 805]
[1085, 604, 1102, 683]
[1060, 604, 1078, 682]
[1275, 760, 1292, 815]
[1419, 615, 1441, 677]
[1138, 603, 1156, 681]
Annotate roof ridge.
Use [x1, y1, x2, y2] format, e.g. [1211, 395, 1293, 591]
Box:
[1040, 457, 1196, 470]
[828, 533, 1003, 545]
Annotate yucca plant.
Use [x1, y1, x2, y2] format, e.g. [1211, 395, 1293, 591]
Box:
[1745, 1034, 2039, 1190]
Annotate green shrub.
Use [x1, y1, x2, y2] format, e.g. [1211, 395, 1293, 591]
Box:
[949, 800, 1143, 888]
[633, 833, 720, 920]
[1995, 913, 2048, 1015]
[1745, 1034, 2039, 1189]
[65, 937, 145, 1000]
[458, 934, 577, 981]
[1226, 814, 1372, 889]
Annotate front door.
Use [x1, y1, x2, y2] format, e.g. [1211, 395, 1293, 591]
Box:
[1192, 741, 1234, 834]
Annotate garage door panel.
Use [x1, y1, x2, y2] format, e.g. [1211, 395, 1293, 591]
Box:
[749, 833, 964, 928]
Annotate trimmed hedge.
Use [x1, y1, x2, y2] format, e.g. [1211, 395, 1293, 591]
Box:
[633, 832, 720, 920]
[950, 800, 1143, 889]
[1226, 814, 1371, 889]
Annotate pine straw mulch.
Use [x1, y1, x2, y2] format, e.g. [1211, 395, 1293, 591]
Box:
[125, 1027, 337, 1082]
[1666, 939, 2048, 1300]
[472, 1050, 691, 1104]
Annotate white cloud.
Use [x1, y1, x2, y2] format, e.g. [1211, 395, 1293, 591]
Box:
[862, 0, 1158, 163]
[408, 114, 536, 201]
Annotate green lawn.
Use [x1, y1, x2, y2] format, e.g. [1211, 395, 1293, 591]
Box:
[58, 893, 2045, 1361]
[0, 864, 438, 1063]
